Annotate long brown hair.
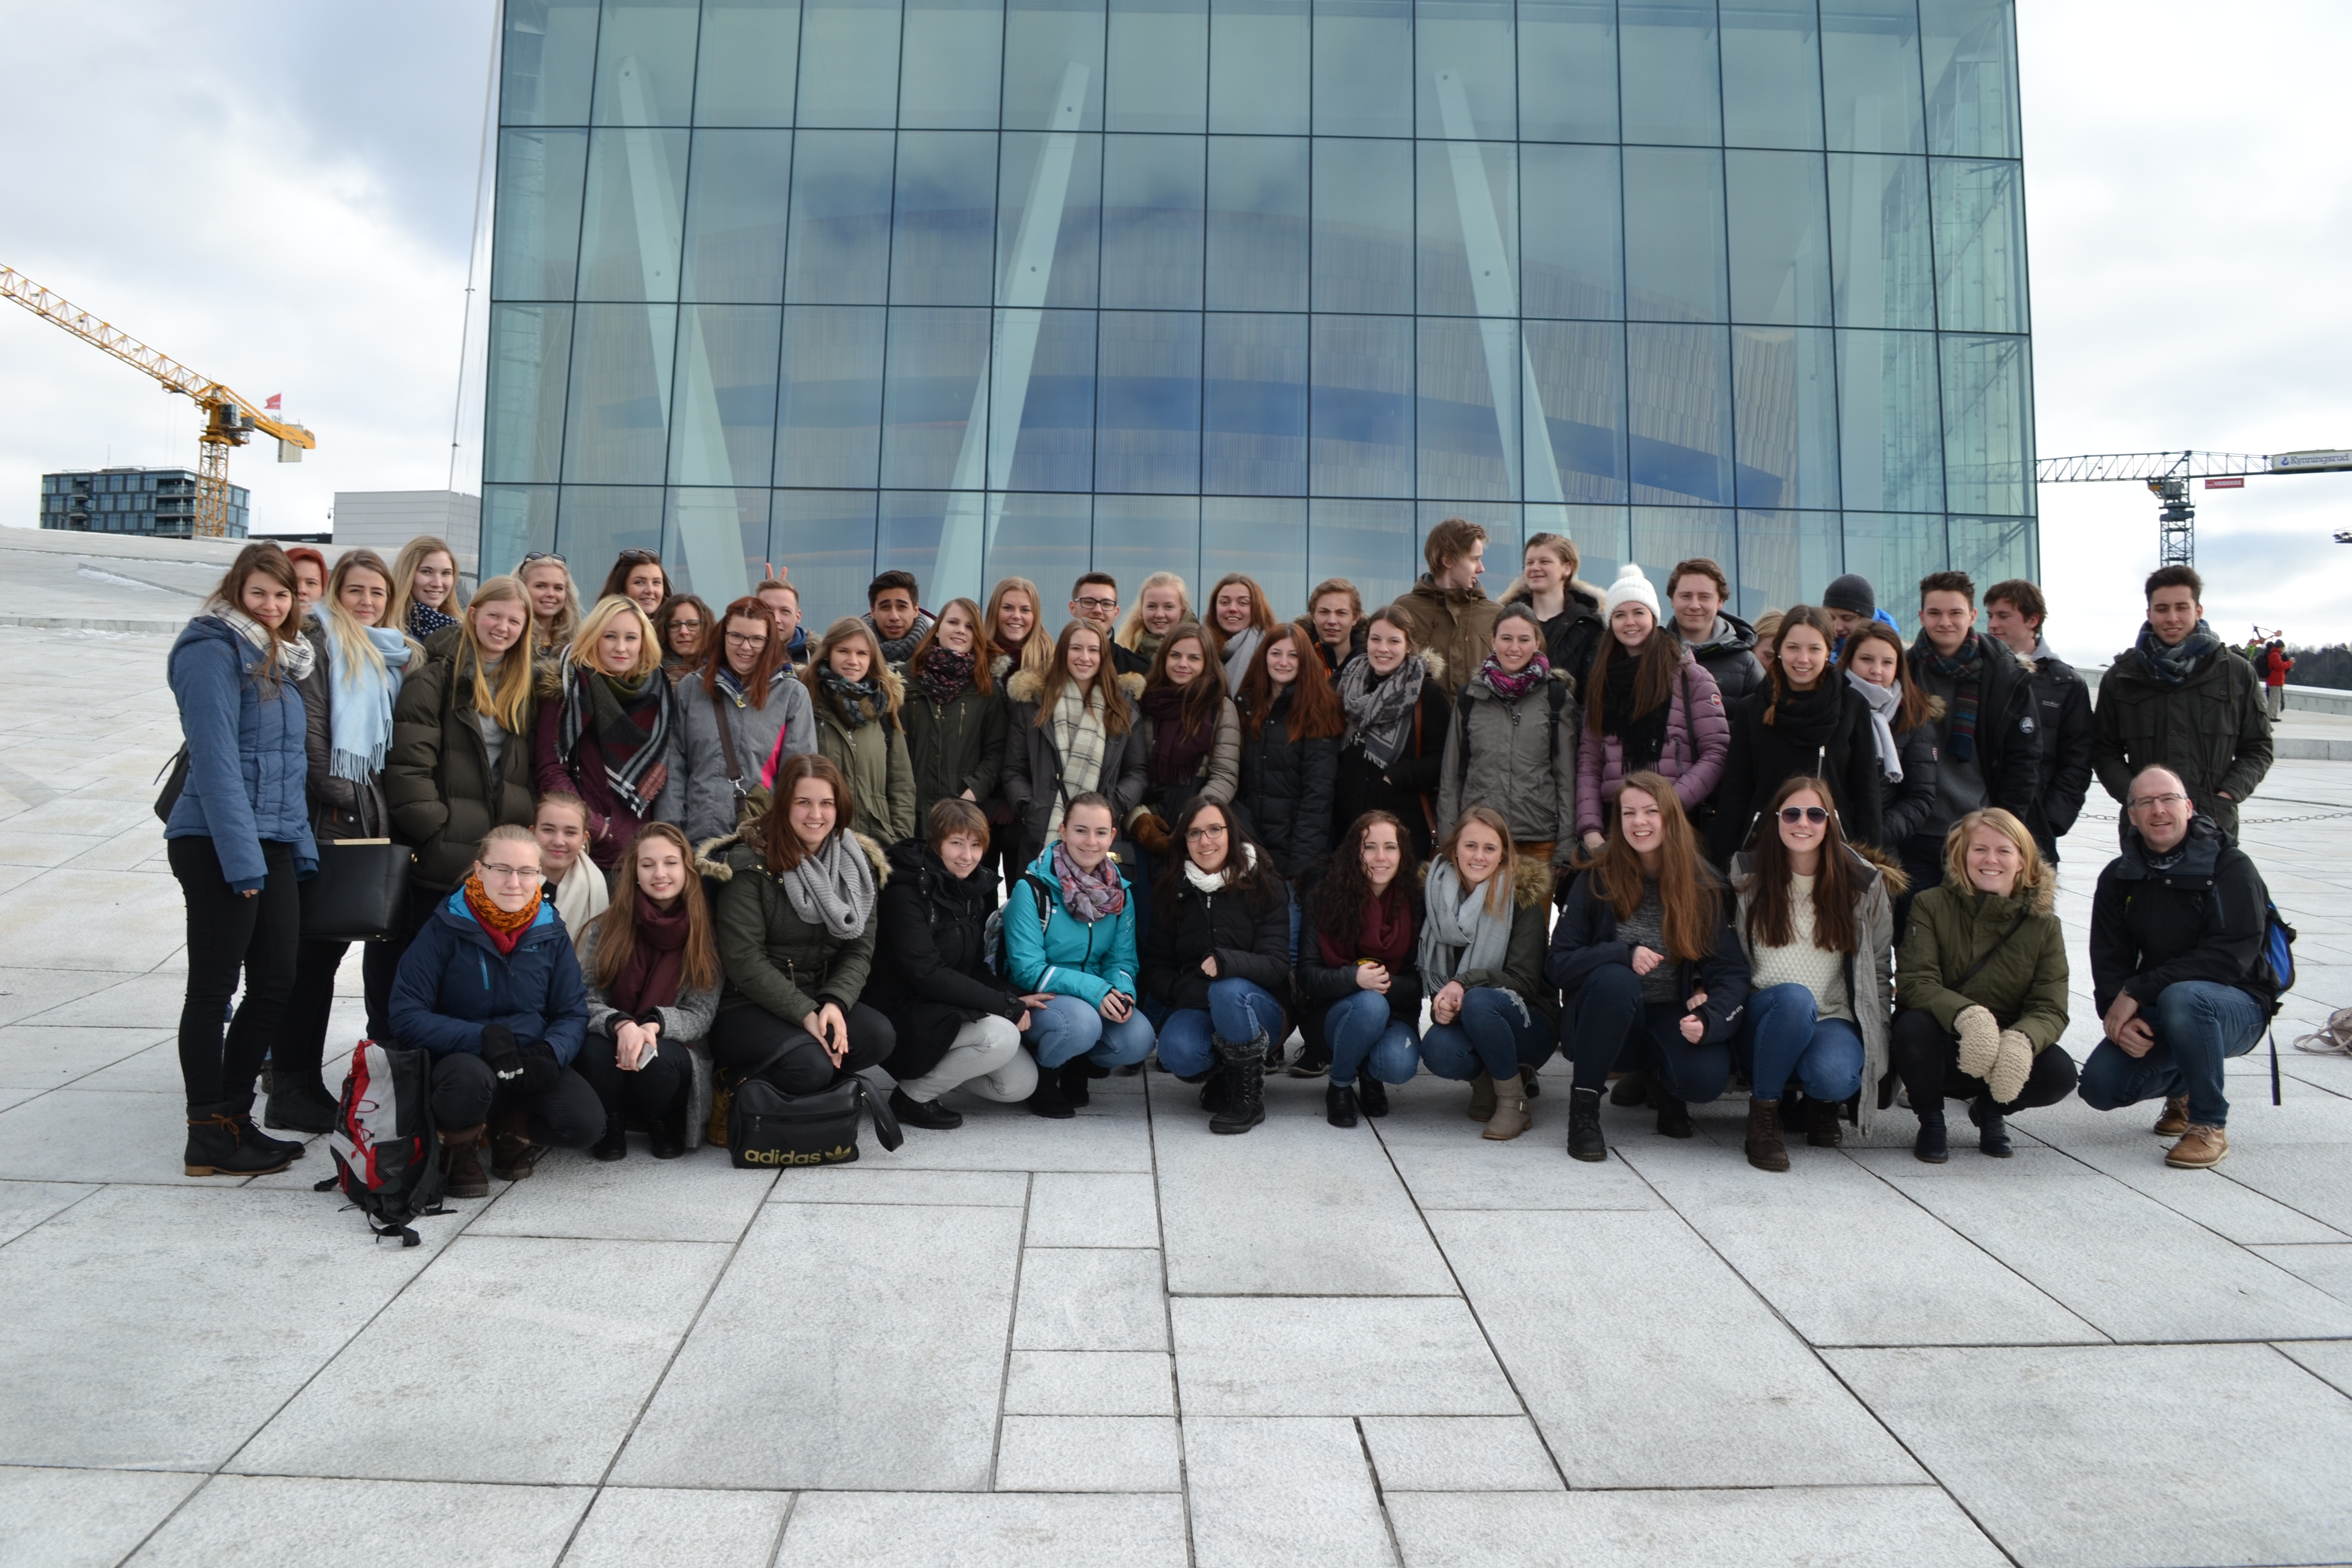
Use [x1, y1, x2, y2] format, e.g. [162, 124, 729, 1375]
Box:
[207, 541, 306, 689]
[755, 753, 856, 873]
[1145, 621, 1229, 738]
[654, 594, 712, 662]
[1739, 775, 1859, 954]
[1238, 623, 1344, 740]
[1032, 618, 1133, 735]
[1836, 618, 1932, 735]
[1584, 772, 1718, 962]
[1436, 805, 1518, 916]
[1204, 572, 1277, 662]
[907, 597, 994, 696]
[586, 822, 720, 993]
[461, 575, 536, 732]
[802, 616, 903, 718]
[598, 548, 666, 605]
[1583, 607, 1682, 736]
[700, 595, 790, 705]
[1763, 604, 1836, 722]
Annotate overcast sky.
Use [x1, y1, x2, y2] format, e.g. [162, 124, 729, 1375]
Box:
[3, 0, 2347, 661]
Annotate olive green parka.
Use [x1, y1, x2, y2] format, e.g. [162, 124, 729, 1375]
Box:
[1895, 875, 2069, 1052]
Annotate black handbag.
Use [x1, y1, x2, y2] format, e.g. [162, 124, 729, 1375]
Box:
[727, 1073, 903, 1169]
[300, 793, 414, 943]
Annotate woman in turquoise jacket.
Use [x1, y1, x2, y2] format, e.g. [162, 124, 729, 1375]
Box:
[1000, 791, 1156, 1117]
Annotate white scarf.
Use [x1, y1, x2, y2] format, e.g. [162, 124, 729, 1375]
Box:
[213, 603, 315, 680]
[1417, 855, 1516, 993]
[1845, 668, 1904, 783]
[1183, 840, 1257, 893]
[1219, 625, 1264, 692]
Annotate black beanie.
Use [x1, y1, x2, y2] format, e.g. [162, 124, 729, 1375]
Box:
[1822, 573, 1876, 617]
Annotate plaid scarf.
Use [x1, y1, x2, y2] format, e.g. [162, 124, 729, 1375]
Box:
[818, 665, 888, 730]
[1046, 682, 1109, 836]
[556, 660, 674, 816]
[1051, 840, 1126, 921]
[2135, 618, 2223, 687]
[1920, 635, 1984, 764]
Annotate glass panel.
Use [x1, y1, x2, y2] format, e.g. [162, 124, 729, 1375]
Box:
[1836, 327, 1944, 512]
[1109, 0, 1208, 131]
[880, 308, 993, 489]
[502, 0, 603, 126]
[1203, 497, 1307, 611]
[776, 305, 887, 488]
[998, 131, 1104, 309]
[482, 485, 560, 574]
[1005, 0, 1108, 132]
[557, 484, 666, 571]
[1922, 0, 2020, 158]
[578, 128, 689, 301]
[1102, 135, 1206, 308]
[993, 308, 1097, 491]
[663, 486, 769, 605]
[696, 0, 801, 126]
[1735, 508, 1841, 618]
[773, 489, 880, 616]
[1630, 508, 1736, 601]
[1623, 147, 1728, 323]
[986, 493, 1094, 612]
[1726, 149, 1832, 325]
[1517, 0, 1618, 143]
[1417, 316, 1517, 501]
[797, 0, 902, 128]
[1525, 319, 1628, 504]
[681, 130, 793, 303]
[668, 304, 782, 487]
[591, 0, 699, 126]
[1733, 325, 1840, 509]
[892, 132, 1000, 306]
[1841, 511, 1943, 632]
[1205, 312, 1309, 494]
[1940, 332, 2032, 516]
[1521, 144, 1623, 320]
[1313, 0, 1413, 137]
[1210, 0, 1309, 134]
[1417, 139, 1518, 318]
[1721, 0, 1823, 149]
[1312, 314, 1414, 499]
[1627, 323, 1734, 506]
[562, 304, 679, 483]
[1619, 0, 1721, 146]
[1930, 157, 2026, 334]
[1206, 136, 1309, 310]
[1827, 152, 1935, 328]
[491, 130, 589, 301]
[877, 492, 962, 594]
[1949, 514, 2033, 590]
[902, 0, 1006, 129]
[1097, 310, 1204, 493]
[785, 131, 896, 304]
[1309, 498, 1414, 611]
[1418, 0, 1516, 141]
[1822, 0, 1925, 153]
[1095, 495, 1202, 607]
[1312, 139, 1414, 315]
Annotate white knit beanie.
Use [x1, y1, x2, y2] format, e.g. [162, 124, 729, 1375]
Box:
[1604, 562, 1659, 620]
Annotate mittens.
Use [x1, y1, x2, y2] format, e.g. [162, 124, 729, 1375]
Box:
[479, 1022, 523, 1082]
[1131, 813, 1174, 857]
[1988, 1028, 2035, 1107]
[518, 1042, 561, 1096]
[1953, 1004, 2000, 1082]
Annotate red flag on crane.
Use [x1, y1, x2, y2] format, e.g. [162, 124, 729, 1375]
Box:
[264, 394, 282, 411]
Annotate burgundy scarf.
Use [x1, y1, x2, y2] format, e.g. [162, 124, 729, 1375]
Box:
[1320, 883, 1414, 970]
[608, 892, 691, 1016]
[1141, 681, 1215, 786]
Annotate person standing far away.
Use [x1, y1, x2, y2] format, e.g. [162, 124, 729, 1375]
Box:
[1389, 516, 1500, 698]
[655, 595, 711, 682]
[1502, 532, 1605, 691]
[1899, 571, 2041, 902]
[533, 596, 680, 877]
[1576, 562, 1730, 857]
[599, 549, 669, 620]
[2093, 565, 2272, 840]
[658, 596, 816, 848]
[1300, 578, 1366, 676]
[1331, 607, 1454, 862]
[901, 597, 1009, 832]
[284, 547, 328, 618]
[1070, 572, 1150, 677]
[863, 570, 935, 673]
[1120, 571, 1194, 673]
[980, 576, 1053, 877]
[2077, 766, 2285, 1169]
[1705, 607, 1886, 865]
[1434, 602, 1579, 870]
[2263, 640, 2294, 721]
[1983, 578, 2094, 865]
[1665, 557, 1766, 705]
[756, 576, 805, 670]
[799, 616, 917, 846]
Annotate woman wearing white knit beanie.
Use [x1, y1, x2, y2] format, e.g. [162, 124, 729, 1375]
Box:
[1577, 562, 1730, 854]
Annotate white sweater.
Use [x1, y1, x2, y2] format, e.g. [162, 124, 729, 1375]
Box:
[1745, 875, 1852, 1023]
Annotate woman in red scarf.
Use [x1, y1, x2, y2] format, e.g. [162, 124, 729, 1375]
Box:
[1296, 812, 1426, 1126]
[574, 823, 720, 1160]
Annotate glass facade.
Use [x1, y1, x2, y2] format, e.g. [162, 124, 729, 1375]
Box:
[484, 0, 2033, 630]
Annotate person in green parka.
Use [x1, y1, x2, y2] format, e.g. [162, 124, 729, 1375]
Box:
[1891, 805, 2076, 1163]
[901, 597, 1009, 834]
[798, 616, 917, 846]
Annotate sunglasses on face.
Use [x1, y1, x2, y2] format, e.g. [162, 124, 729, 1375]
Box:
[1779, 806, 1830, 825]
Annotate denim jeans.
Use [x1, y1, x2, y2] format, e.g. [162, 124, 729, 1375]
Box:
[2077, 979, 2267, 1128]
[1322, 989, 1420, 1087]
[1565, 963, 1727, 1102]
[1738, 983, 1866, 1104]
[1028, 992, 1158, 1072]
[1157, 977, 1285, 1077]
[1420, 987, 1549, 1083]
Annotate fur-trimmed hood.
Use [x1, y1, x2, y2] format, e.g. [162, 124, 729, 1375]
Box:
[695, 826, 889, 887]
[1418, 852, 1554, 911]
[1004, 667, 1147, 706]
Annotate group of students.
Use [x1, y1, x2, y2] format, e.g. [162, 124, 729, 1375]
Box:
[160, 516, 2287, 1190]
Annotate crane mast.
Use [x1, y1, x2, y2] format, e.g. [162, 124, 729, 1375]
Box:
[2035, 448, 2352, 566]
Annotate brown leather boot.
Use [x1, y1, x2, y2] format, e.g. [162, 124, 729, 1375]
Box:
[2152, 1095, 2191, 1138]
[1466, 1072, 1497, 1122]
[1745, 1098, 1790, 1172]
[488, 1107, 539, 1182]
[439, 1123, 488, 1199]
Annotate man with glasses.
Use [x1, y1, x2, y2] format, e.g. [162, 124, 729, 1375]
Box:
[2094, 565, 2272, 838]
[1070, 572, 1149, 676]
[2079, 766, 2282, 1169]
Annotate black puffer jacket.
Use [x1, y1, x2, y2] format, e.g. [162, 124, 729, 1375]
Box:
[903, 678, 1009, 837]
[1545, 866, 1751, 1044]
[872, 838, 1027, 1081]
[1681, 611, 1767, 706]
[1705, 683, 1888, 863]
[1880, 717, 1943, 845]
[1905, 634, 2042, 835]
[2090, 815, 2280, 1018]
[1507, 582, 1607, 692]
[1236, 687, 1339, 878]
[384, 649, 538, 893]
[2024, 646, 2095, 858]
[1141, 863, 1292, 1026]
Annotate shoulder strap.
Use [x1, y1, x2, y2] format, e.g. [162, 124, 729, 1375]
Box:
[1954, 909, 2032, 991]
[708, 684, 745, 786]
[1455, 689, 1477, 783]
[1024, 872, 1057, 936]
[1546, 679, 1568, 758]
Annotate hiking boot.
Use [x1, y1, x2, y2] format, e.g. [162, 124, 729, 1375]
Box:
[1358, 1076, 1390, 1118]
[489, 1109, 540, 1181]
[1914, 1111, 1950, 1164]
[183, 1106, 296, 1178]
[1059, 1060, 1097, 1109]
[593, 1112, 628, 1162]
[1655, 1094, 1693, 1139]
[1610, 1069, 1651, 1108]
[1744, 1098, 1789, 1172]
[2153, 1095, 2191, 1138]
[1326, 1083, 1360, 1128]
[1567, 1088, 1607, 1162]
[1970, 1096, 2012, 1158]
[1466, 1072, 1497, 1122]
[439, 1123, 489, 1199]
[1806, 1096, 1845, 1148]
[1483, 1081, 1531, 1141]
[1209, 1033, 1266, 1135]
[1026, 1075, 1076, 1119]
[263, 1077, 340, 1136]
[891, 1085, 964, 1131]
[2165, 1123, 2230, 1169]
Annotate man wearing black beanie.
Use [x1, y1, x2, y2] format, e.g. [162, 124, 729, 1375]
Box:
[1822, 574, 1877, 644]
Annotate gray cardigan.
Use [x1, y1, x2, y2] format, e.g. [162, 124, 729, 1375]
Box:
[657, 668, 816, 847]
[575, 918, 720, 1045]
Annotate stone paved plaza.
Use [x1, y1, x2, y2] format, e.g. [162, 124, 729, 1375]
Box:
[5, 546, 2352, 1566]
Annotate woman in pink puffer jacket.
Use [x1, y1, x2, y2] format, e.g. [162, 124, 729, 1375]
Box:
[1575, 565, 1731, 850]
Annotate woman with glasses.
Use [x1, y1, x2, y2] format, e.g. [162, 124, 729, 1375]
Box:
[599, 549, 669, 620]
[1728, 776, 1897, 1171]
[1707, 606, 1886, 864]
[655, 595, 712, 681]
[1143, 798, 1292, 1135]
[518, 553, 581, 669]
[1001, 618, 1148, 870]
[903, 597, 1009, 832]
[797, 616, 917, 846]
[387, 535, 463, 650]
[665, 595, 815, 848]
[535, 596, 680, 876]
[1414, 806, 1559, 1140]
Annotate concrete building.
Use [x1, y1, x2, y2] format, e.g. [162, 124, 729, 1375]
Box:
[39, 468, 249, 539]
[329, 489, 482, 573]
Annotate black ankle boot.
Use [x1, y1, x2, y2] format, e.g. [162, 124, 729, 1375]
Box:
[1567, 1088, 1607, 1162]
[231, 1113, 305, 1161]
[1059, 1060, 1095, 1108]
[1655, 1094, 1693, 1139]
[1971, 1096, 2012, 1157]
[1357, 1076, 1389, 1117]
[264, 1076, 340, 1135]
[1914, 1111, 1950, 1163]
[648, 1110, 685, 1159]
[1027, 1075, 1076, 1119]
[184, 1106, 296, 1178]
[1326, 1082, 1359, 1128]
[1210, 1033, 1266, 1134]
[593, 1112, 628, 1162]
[892, 1085, 964, 1130]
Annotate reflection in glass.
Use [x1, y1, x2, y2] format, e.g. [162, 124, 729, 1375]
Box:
[1922, 0, 2021, 158]
[1417, 317, 1516, 501]
[483, 485, 560, 574]
[558, 485, 667, 573]
[1517, 0, 1617, 143]
[1940, 333, 2032, 517]
[1931, 158, 2027, 334]
[1619, 0, 1722, 146]
[1837, 328, 1944, 513]
[772, 489, 881, 620]
[682, 130, 792, 303]
[492, 131, 589, 303]
[797, 0, 902, 128]
[563, 304, 679, 484]
[1822, 0, 1925, 153]
[578, 129, 690, 301]
[776, 306, 887, 488]
[1734, 507, 1840, 618]
[1627, 323, 1733, 507]
[1524, 320, 1628, 504]
[486, 306, 574, 484]
[695, 0, 802, 127]
[663, 486, 769, 604]
[1205, 313, 1308, 495]
[1207, 138, 1308, 311]
[901, 0, 1005, 129]
[1109, 0, 1207, 132]
[892, 132, 1001, 306]
[501, 0, 603, 127]
[1312, 139, 1414, 315]
[785, 131, 896, 304]
[1726, 150, 1832, 326]
[1721, 0, 1824, 150]
[1733, 326, 1840, 510]
[1623, 148, 1729, 323]
[592, 0, 700, 126]
[1417, 140, 1518, 318]
[1827, 153, 1935, 329]
[1005, 0, 1107, 132]
[1630, 508, 1736, 598]
[1203, 497, 1307, 611]
[1842, 512, 1943, 633]
[994, 309, 1098, 493]
[1313, 0, 1412, 137]
[1097, 311, 1204, 494]
[1094, 495, 1201, 604]
[1102, 136, 1206, 308]
[998, 133, 1104, 309]
[1418, 0, 1516, 142]
[669, 305, 782, 489]
[877, 492, 963, 593]
[880, 307, 991, 489]
[987, 493, 1094, 610]
[1210, 0, 1309, 134]
[1309, 499, 1414, 612]
[1949, 513, 2035, 590]
[1313, 315, 1414, 499]
[1521, 145, 1623, 319]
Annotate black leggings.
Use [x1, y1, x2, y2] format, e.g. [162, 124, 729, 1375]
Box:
[1565, 963, 1730, 1101]
[428, 1051, 604, 1146]
[168, 836, 300, 1113]
[282, 932, 401, 1097]
[573, 1027, 691, 1125]
[1889, 1008, 2078, 1117]
[708, 1002, 896, 1095]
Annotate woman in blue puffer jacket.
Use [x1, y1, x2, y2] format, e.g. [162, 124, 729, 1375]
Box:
[165, 544, 319, 1180]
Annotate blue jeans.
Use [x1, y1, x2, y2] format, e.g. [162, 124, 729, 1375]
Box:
[1565, 963, 1728, 1102]
[1738, 983, 1866, 1104]
[1420, 987, 1550, 1083]
[1322, 989, 1420, 1087]
[2078, 979, 2267, 1129]
[1028, 993, 1157, 1072]
[1157, 977, 1285, 1077]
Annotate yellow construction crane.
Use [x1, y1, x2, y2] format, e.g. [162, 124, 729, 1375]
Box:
[1, 264, 316, 539]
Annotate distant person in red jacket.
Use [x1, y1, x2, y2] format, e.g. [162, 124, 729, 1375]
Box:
[2264, 641, 2293, 720]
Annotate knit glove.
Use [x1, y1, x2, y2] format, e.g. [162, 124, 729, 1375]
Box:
[479, 1023, 523, 1083]
[1131, 812, 1174, 858]
[1953, 1005, 2000, 1083]
[1987, 1028, 2036, 1107]
[517, 1042, 561, 1097]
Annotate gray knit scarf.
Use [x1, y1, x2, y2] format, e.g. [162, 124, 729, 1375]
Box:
[1417, 855, 1516, 994]
[778, 831, 876, 939]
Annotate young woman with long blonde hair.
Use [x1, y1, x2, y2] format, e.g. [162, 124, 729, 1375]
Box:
[534, 595, 680, 874]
